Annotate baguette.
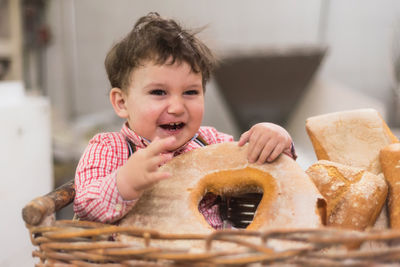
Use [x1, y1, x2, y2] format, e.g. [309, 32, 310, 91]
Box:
[380, 143, 400, 229]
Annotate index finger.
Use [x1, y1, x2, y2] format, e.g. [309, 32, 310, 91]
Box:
[238, 130, 251, 146]
[147, 136, 177, 155]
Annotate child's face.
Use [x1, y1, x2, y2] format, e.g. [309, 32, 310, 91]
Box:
[124, 59, 204, 151]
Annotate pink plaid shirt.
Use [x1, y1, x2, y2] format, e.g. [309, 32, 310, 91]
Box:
[74, 123, 233, 228]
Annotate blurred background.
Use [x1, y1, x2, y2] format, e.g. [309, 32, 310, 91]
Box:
[1, 0, 400, 265]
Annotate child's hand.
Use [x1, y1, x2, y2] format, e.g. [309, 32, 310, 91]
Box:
[238, 122, 292, 164]
[116, 136, 175, 200]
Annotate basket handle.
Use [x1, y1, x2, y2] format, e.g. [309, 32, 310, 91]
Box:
[22, 180, 75, 226]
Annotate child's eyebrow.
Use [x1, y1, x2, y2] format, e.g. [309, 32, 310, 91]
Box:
[143, 82, 202, 89]
[143, 82, 166, 89]
[186, 82, 203, 89]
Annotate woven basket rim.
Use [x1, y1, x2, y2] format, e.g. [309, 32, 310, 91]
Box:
[27, 219, 400, 266]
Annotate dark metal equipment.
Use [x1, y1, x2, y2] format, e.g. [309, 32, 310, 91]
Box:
[213, 47, 327, 131]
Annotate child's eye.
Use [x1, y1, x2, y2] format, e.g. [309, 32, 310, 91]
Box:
[184, 90, 199, 95]
[150, 89, 166, 96]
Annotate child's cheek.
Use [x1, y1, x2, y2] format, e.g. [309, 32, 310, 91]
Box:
[144, 102, 165, 119]
[192, 100, 204, 120]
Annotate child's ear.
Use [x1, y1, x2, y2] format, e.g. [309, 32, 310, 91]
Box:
[110, 88, 129, 119]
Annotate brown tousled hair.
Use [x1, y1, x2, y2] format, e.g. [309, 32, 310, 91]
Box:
[105, 12, 217, 92]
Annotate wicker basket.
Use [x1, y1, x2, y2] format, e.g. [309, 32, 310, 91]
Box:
[22, 180, 400, 266]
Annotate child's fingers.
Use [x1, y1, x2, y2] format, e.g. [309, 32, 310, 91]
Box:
[265, 142, 284, 163]
[238, 130, 251, 146]
[251, 137, 275, 163]
[147, 136, 176, 155]
[146, 153, 173, 171]
[248, 134, 269, 163]
[256, 142, 274, 164]
[247, 130, 269, 160]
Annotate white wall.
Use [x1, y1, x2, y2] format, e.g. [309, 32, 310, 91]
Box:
[44, 0, 400, 142]
[320, 0, 400, 103]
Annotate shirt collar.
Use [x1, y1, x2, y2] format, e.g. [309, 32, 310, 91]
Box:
[121, 122, 148, 149]
[121, 122, 198, 153]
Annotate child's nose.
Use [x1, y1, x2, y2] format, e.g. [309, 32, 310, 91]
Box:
[167, 96, 185, 115]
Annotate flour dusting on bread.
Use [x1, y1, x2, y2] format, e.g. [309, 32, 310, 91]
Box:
[118, 142, 325, 250]
[306, 108, 398, 174]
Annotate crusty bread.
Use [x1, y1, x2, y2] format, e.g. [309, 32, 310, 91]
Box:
[380, 143, 400, 229]
[306, 160, 388, 231]
[306, 108, 399, 174]
[118, 142, 325, 250]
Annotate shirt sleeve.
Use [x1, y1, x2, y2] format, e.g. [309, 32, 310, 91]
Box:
[73, 133, 137, 223]
[198, 126, 234, 144]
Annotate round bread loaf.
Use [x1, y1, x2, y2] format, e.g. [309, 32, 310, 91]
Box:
[118, 142, 325, 239]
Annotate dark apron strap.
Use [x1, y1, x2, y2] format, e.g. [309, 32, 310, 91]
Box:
[126, 139, 136, 157]
[194, 135, 208, 147]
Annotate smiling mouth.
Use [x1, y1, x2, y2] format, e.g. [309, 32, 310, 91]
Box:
[160, 122, 185, 131]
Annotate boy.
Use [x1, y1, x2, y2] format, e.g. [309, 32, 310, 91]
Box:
[74, 12, 296, 228]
